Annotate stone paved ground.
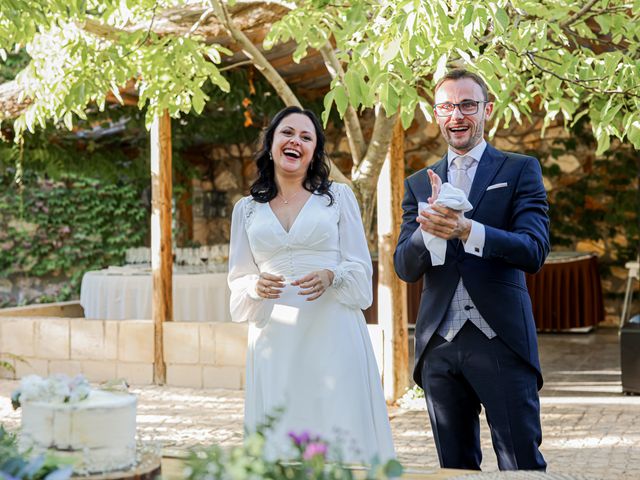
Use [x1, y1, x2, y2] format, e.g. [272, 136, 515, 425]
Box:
[2, 328, 639, 479]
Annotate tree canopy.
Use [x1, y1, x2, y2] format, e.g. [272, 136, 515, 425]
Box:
[1, 0, 638, 153]
[269, 0, 640, 154]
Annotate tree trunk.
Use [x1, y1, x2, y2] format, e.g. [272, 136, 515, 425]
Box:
[150, 110, 173, 385]
[354, 111, 398, 237]
[376, 119, 409, 401]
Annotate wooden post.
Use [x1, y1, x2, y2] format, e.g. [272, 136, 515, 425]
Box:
[376, 119, 409, 401]
[150, 110, 173, 385]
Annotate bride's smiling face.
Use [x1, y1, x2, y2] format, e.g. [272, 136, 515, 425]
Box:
[270, 113, 317, 176]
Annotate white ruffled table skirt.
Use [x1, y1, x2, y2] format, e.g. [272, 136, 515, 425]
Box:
[80, 269, 231, 322]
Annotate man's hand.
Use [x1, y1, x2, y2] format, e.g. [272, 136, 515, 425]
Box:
[418, 204, 472, 241]
[427, 169, 442, 204]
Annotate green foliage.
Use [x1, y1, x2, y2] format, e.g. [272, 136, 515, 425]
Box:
[0, 1, 230, 133]
[3, 0, 638, 155]
[0, 169, 148, 306]
[543, 138, 639, 261]
[0, 108, 150, 183]
[184, 418, 403, 480]
[0, 49, 29, 83]
[267, 0, 640, 151]
[172, 69, 286, 149]
[0, 426, 73, 480]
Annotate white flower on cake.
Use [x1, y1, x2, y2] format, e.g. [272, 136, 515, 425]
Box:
[12, 374, 91, 409]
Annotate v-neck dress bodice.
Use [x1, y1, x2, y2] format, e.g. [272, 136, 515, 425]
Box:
[250, 194, 341, 280]
[227, 182, 395, 464]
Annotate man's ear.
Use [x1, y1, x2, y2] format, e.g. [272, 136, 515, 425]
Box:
[484, 102, 494, 119]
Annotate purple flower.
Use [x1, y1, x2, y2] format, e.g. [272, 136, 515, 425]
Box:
[302, 442, 328, 461]
[288, 430, 311, 446]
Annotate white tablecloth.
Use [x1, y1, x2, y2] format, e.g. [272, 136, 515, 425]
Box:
[80, 269, 231, 322]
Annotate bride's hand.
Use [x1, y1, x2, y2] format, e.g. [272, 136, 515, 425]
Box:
[292, 269, 334, 301]
[256, 272, 285, 299]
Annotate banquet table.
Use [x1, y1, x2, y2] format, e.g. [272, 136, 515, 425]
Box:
[525, 252, 604, 332]
[80, 267, 231, 322]
[368, 253, 604, 332]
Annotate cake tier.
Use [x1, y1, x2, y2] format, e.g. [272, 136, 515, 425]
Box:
[21, 390, 137, 473]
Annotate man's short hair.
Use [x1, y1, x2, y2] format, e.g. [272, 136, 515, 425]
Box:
[434, 69, 490, 101]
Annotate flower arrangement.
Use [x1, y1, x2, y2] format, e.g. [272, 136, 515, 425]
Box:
[184, 422, 403, 480]
[11, 374, 91, 410]
[397, 385, 426, 411]
[0, 426, 73, 480]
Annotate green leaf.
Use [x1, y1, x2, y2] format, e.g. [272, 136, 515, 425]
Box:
[380, 38, 401, 67]
[333, 83, 349, 117]
[418, 99, 433, 122]
[62, 111, 73, 130]
[627, 118, 640, 149]
[384, 459, 404, 477]
[344, 69, 362, 107]
[593, 122, 611, 156]
[322, 90, 335, 126]
[191, 89, 205, 115]
[490, 4, 510, 32]
[434, 53, 448, 82]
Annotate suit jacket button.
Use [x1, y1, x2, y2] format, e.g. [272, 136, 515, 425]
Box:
[464, 305, 473, 311]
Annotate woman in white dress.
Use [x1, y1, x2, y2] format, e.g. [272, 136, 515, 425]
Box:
[227, 106, 395, 463]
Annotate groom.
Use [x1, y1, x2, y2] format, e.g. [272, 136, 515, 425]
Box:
[394, 69, 549, 471]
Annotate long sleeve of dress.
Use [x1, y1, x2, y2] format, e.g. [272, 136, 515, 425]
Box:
[331, 184, 373, 310]
[227, 197, 269, 324]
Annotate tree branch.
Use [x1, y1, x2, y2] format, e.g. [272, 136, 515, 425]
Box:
[350, 109, 397, 234]
[187, 7, 215, 37]
[524, 52, 640, 98]
[209, 0, 351, 185]
[560, 0, 600, 28]
[210, 0, 301, 108]
[319, 44, 367, 168]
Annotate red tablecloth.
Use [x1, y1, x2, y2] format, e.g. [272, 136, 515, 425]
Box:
[365, 253, 605, 332]
[525, 253, 604, 331]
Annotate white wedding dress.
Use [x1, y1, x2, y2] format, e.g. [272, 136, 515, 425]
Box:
[228, 182, 395, 463]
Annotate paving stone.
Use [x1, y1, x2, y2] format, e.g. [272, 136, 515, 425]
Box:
[1, 328, 640, 478]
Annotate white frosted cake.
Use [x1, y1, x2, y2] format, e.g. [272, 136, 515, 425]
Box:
[16, 376, 137, 474]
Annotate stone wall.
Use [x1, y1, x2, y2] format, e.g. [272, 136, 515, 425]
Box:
[0, 273, 73, 309]
[186, 113, 637, 324]
[0, 307, 385, 388]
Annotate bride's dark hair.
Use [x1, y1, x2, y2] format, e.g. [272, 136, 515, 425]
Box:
[250, 106, 333, 205]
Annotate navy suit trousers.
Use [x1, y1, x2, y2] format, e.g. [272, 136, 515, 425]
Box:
[420, 322, 547, 471]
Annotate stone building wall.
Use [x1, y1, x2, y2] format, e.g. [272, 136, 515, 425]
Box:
[189, 112, 637, 324]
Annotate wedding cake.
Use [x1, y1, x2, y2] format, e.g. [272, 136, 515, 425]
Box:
[14, 375, 137, 474]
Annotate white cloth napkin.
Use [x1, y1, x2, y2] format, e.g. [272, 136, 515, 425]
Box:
[419, 183, 473, 266]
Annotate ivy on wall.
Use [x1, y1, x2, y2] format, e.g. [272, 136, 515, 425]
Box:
[540, 121, 639, 268]
[0, 171, 148, 306]
[0, 67, 296, 307]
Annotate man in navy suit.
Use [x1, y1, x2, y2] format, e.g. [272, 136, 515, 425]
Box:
[394, 69, 549, 471]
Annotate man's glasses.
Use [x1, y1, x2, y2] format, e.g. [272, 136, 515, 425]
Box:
[434, 100, 488, 117]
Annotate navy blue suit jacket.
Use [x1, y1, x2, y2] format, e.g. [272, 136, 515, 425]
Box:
[394, 143, 550, 389]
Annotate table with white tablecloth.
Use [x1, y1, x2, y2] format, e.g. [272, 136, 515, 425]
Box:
[80, 269, 231, 322]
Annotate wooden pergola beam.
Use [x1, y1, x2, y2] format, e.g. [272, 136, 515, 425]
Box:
[150, 110, 173, 385]
[376, 119, 409, 401]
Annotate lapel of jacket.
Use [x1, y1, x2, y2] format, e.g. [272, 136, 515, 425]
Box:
[432, 154, 449, 187]
[414, 154, 448, 202]
[467, 143, 506, 219]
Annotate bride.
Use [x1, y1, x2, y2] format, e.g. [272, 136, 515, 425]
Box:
[227, 106, 395, 463]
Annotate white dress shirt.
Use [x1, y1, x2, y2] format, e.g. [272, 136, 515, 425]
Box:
[447, 140, 487, 257]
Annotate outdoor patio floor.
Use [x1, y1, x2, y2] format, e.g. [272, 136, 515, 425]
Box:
[1, 327, 639, 479]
